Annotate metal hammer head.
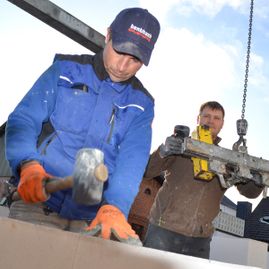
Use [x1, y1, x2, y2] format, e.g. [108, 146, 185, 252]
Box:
[72, 148, 108, 206]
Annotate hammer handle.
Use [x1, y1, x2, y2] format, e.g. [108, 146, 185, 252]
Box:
[11, 163, 108, 201]
[11, 176, 74, 201]
[45, 176, 73, 193]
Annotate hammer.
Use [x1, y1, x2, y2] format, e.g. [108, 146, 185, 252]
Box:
[12, 148, 108, 205]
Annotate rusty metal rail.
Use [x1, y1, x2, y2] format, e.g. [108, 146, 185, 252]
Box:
[182, 138, 269, 188]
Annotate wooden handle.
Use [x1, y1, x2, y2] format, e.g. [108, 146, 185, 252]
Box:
[44, 176, 73, 193]
[12, 163, 108, 201]
[12, 176, 74, 201]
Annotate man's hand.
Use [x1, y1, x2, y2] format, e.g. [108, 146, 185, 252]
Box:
[18, 161, 51, 203]
[159, 136, 183, 158]
[84, 205, 142, 246]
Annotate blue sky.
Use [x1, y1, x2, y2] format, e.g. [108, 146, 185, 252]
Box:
[1, 0, 269, 208]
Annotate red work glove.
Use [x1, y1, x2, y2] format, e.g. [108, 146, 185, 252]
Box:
[84, 205, 142, 246]
[18, 161, 51, 203]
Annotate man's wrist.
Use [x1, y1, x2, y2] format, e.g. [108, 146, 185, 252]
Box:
[18, 159, 40, 172]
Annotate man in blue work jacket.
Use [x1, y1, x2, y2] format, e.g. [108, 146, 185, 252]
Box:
[5, 7, 160, 245]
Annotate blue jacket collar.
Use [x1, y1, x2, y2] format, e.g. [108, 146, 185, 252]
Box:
[93, 51, 136, 93]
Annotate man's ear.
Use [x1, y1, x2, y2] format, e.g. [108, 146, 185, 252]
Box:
[105, 28, 111, 44]
[220, 119, 224, 130]
[197, 115, 200, 124]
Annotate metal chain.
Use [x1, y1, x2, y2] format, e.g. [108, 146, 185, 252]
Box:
[241, 0, 254, 120]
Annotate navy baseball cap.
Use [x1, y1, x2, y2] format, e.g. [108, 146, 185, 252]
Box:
[110, 7, 160, 66]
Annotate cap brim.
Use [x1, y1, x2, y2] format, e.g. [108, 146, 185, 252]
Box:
[112, 35, 151, 66]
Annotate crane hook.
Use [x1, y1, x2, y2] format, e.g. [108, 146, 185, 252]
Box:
[232, 0, 253, 154]
[232, 119, 248, 153]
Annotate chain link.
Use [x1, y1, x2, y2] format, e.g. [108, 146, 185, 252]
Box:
[241, 0, 254, 120]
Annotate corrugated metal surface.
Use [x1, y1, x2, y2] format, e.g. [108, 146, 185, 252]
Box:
[213, 211, 245, 237]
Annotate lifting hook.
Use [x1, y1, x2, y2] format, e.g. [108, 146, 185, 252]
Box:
[232, 119, 248, 153]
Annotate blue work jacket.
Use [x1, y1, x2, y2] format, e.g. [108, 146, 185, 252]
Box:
[5, 52, 154, 220]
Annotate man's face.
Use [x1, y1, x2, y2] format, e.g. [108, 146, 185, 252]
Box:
[103, 33, 143, 82]
[198, 106, 224, 140]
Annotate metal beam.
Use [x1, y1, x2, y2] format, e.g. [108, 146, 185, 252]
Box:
[182, 138, 269, 188]
[7, 0, 105, 53]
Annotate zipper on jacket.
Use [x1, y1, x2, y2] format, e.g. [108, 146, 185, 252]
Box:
[40, 133, 57, 155]
[106, 108, 116, 143]
[158, 216, 166, 226]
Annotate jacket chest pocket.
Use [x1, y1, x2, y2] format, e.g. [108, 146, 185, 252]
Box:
[107, 103, 144, 145]
[51, 86, 95, 134]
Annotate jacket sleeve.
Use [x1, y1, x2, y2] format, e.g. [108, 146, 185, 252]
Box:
[144, 147, 177, 179]
[5, 62, 61, 177]
[103, 103, 154, 218]
[236, 181, 264, 199]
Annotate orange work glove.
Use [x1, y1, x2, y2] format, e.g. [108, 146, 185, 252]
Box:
[84, 205, 142, 246]
[18, 161, 51, 203]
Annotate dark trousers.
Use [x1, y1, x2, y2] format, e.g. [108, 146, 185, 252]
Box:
[143, 223, 211, 259]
